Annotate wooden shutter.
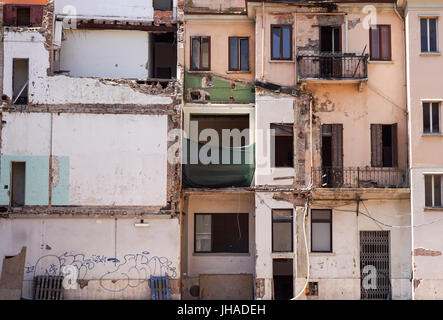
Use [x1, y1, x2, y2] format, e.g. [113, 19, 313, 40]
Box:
[371, 124, 383, 167]
[391, 123, 398, 167]
[331, 124, 343, 168]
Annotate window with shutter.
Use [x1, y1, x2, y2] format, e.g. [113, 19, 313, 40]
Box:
[371, 124, 398, 167]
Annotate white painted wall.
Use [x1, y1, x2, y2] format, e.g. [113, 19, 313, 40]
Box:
[60, 30, 149, 79]
[3, 30, 172, 104]
[255, 94, 295, 186]
[0, 217, 180, 300]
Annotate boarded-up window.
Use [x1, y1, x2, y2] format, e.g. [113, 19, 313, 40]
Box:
[311, 209, 332, 253]
[425, 175, 443, 208]
[11, 162, 25, 207]
[370, 25, 391, 61]
[229, 37, 249, 71]
[191, 36, 210, 71]
[272, 210, 293, 252]
[271, 123, 293, 168]
[371, 124, 398, 167]
[195, 213, 249, 253]
[423, 102, 440, 134]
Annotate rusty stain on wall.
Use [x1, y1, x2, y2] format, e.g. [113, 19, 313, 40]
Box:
[414, 248, 442, 257]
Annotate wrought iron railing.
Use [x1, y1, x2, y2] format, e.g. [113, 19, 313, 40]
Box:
[297, 53, 368, 80]
[311, 167, 409, 189]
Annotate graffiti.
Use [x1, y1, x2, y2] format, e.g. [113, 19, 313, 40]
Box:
[25, 251, 177, 292]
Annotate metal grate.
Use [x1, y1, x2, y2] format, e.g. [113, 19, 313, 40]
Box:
[360, 231, 391, 300]
[34, 275, 64, 300]
[151, 276, 170, 300]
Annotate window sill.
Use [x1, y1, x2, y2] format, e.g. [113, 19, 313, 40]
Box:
[310, 252, 335, 256]
[187, 70, 212, 74]
[226, 70, 251, 74]
[368, 60, 394, 64]
[422, 133, 443, 137]
[193, 252, 250, 257]
[424, 207, 443, 212]
[420, 52, 441, 56]
[269, 59, 295, 63]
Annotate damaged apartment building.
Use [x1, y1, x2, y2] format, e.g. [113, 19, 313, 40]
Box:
[0, 0, 184, 300]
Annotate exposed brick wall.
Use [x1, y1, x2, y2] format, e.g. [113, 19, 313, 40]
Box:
[154, 10, 173, 25]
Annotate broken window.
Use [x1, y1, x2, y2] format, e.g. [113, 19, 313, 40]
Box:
[423, 102, 440, 134]
[370, 25, 391, 61]
[425, 175, 443, 208]
[273, 259, 293, 300]
[371, 124, 398, 168]
[191, 36, 210, 71]
[229, 37, 249, 71]
[421, 18, 438, 53]
[195, 213, 249, 253]
[272, 209, 293, 252]
[311, 209, 332, 253]
[153, 0, 172, 11]
[270, 123, 293, 168]
[271, 25, 292, 60]
[12, 58, 29, 105]
[151, 32, 177, 79]
[16, 7, 30, 26]
[11, 162, 25, 207]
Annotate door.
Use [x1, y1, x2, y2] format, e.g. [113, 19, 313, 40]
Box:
[360, 231, 391, 300]
[320, 26, 342, 78]
[321, 124, 343, 187]
[273, 259, 293, 300]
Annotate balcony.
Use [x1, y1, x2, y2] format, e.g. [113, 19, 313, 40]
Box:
[297, 53, 368, 83]
[311, 167, 409, 189]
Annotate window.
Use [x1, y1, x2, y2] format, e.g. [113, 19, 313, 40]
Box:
[12, 58, 29, 105]
[421, 18, 438, 53]
[229, 37, 249, 71]
[272, 210, 293, 252]
[191, 36, 210, 71]
[370, 25, 391, 61]
[273, 259, 293, 300]
[423, 102, 440, 134]
[271, 123, 293, 168]
[425, 175, 443, 208]
[271, 25, 292, 60]
[153, 0, 172, 11]
[16, 7, 31, 26]
[195, 213, 249, 253]
[371, 124, 398, 168]
[311, 209, 332, 253]
[11, 162, 25, 207]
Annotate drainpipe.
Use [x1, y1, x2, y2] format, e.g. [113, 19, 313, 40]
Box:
[345, 13, 349, 54]
[261, 2, 265, 80]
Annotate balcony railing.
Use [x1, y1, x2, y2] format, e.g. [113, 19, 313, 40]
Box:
[297, 53, 368, 81]
[311, 167, 409, 189]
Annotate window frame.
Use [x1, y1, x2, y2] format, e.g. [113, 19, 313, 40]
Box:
[194, 213, 249, 254]
[190, 36, 211, 71]
[420, 17, 439, 53]
[423, 102, 441, 134]
[228, 36, 250, 72]
[271, 24, 293, 61]
[271, 209, 294, 253]
[369, 24, 392, 61]
[425, 174, 443, 208]
[310, 209, 333, 253]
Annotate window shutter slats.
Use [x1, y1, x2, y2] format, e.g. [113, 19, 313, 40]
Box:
[371, 124, 383, 167]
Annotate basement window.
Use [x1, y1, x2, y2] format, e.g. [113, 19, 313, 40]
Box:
[271, 123, 293, 168]
[272, 209, 293, 252]
[425, 174, 443, 208]
[12, 58, 29, 105]
[11, 162, 25, 207]
[423, 102, 440, 134]
[16, 7, 31, 26]
[194, 213, 249, 253]
[229, 37, 249, 71]
[273, 259, 293, 300]
[311, 209, 332, 253]
[370, 124, 398, 168]
[191, 36, 210, 71]
[153, 0, 172, 11]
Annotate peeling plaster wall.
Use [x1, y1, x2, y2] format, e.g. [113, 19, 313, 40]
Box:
[3, 30, 173, 104]
[185, 0, 246, 14]
[60, 30, 150, 79]
[0, 217, 181, 300]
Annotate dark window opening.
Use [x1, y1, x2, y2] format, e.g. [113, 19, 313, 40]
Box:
[371, 124, 398, 168]
[320, 26, 341, 53]
[271, 123, 293, 168]
[13, 58, 29, 105]
[191, 36, 210, 71]
[153, 0, 173, 11]
[11, 162, 25, 207]
[229, 37, 249, 71]
[16, 7, 30, 26]
[307, 282, 319, 296]
[370, 25, 392, 61]
[311, 209, 332, 253]
[273, 259, 293, 300]
[271, 25, 292, 60]
[151, 32, 177, 79]
[425, 175, 442, 208]
[194, 213, 249, 253]
[321, 124, 343, 187]
[423, 102, 440, 134]
[272, 209, 293, 252]
[421, 18, 438, 53]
